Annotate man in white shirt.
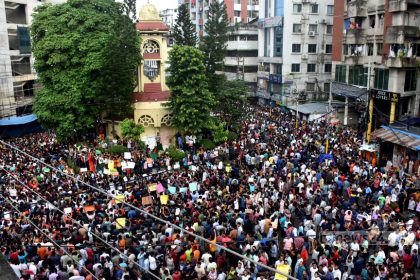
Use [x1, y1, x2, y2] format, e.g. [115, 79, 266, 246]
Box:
[310, 263, 319, 280]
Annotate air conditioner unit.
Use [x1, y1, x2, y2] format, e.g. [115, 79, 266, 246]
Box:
[302, 54, 308, 60]
[308, 31, 316, 37]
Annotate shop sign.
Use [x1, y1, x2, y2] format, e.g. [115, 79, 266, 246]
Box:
[371, 89, 399, 102]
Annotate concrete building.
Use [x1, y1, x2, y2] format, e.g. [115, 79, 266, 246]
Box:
[160, 8, 178, 30]
[332, 0, 420, 132]
[180, 0, 259, 37]
[0, 0, 64, 119]
[257, 0, 334, 106]
[224, 22, 258, 88]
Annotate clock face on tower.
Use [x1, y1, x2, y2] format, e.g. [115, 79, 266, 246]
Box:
[143, 40, 159, 54]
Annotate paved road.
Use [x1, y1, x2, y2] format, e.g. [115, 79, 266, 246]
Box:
[0, 254, 18, 280]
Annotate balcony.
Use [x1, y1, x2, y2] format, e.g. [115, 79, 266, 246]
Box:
[224, 56, 258, 66]
[344, 29, 366, 44]
[346, 0, 367, 18]
[388, 0, 420, 13]
[367, 2, 385, 13]
[385, 26, 420, 44]
[385, 57, 420, 68]
[257, 71, 269, 80]
[226, 40, 258, 50]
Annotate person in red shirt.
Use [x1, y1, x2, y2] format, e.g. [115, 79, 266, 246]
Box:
[172, 270, 182, 280]
[403, 253, 413, 271]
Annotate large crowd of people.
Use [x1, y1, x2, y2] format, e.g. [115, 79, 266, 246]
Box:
[0, 106, 419, 280]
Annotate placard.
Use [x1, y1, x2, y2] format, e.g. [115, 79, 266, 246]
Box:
[275, 264, 290, 280]
[9, 189, 17, 197]
[4, 212, 11, 220]
[103, 169, 111, 175]
[43, 167, 50, 173]
[168, 186, 177, 194]
[173, 163, 180, 169]
[157, 183, 165, 193]
[160, 194, 169, 205]
[189, 182, 198, 192]
[141, 196, 153, 206]
[127, 162, 135, 169]
[114, 194, 125, 204]
[64, 207, 72, 214]
[80, 168, 88, 172]
[116, 218, 126, 230]
[84, 205, 95, 212]
[179, 187, 188, 193]
[124, 152, 132, 159]
[148, 183, 157, 192]
[108, 160, 114, 170]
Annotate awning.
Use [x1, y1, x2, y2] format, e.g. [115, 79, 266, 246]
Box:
[0, 114, 37, 126]
[331, 82, 367, 102]
[371, 126, 420, 151]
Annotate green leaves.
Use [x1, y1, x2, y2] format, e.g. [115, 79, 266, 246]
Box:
[31, 0, 140, 141]
[120, 119, 144, 142]
[165, 45, 215, 136]
[173, 4, 197, 46]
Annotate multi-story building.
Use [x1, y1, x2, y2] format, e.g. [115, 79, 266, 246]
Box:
[180, 0, 259, 37]
[224, 22, 258, 88]
[160, 8, 178, 30]
[332, 0, 420, 132]
[257, 0, 334, 105]
[0, 0, 64, 120]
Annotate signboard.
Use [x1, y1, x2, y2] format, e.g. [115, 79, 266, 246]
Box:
[264, 16, 283, 28]
[371, 89, 399, 102]
[269, 74, 282, 84]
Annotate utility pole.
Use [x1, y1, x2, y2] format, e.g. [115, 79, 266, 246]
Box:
[366, 58, 373, 143]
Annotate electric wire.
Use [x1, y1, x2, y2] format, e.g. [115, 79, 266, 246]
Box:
[0, 166, 161, 279]
[0, 193, 99, 280]
[0, 139, 299, 280]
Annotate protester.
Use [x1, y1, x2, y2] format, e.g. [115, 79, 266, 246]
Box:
[0, 105, 419, 280]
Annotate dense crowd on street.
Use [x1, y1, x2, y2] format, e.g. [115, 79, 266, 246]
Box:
[0, 105, 419, 280]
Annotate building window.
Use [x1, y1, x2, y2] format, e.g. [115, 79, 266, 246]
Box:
[404, 69, 417, 91]
[293, 4, 302, 13]
[349, 66, 368, 87]
[309, 24, 318, 34]
[343, 44, 349, 55]
[274, 27, 283, 57]
[335, 65, 346, 83]
[291, 63, 300, 73]
[307, 64, 316, 73]
[377, 43, 383, 56]
[234, 11, 241, 17]
[311, 4, 318, 13]
[264, 28, 270, 57]
[367, 43, 374, 56]
[373, 68, 389, 90]
[324, 82, 331, 93]
[307, 82, 315, 91]
[325, 44, 332, 53]
[326, 25, 333, 34]
[324, 63, 332, 73]
[292, 44, 301, 53]
[293, 24, 302, 33]
[308, 44, 317, 53]
[327, 5, 334, 16]
[234, 0, 241, 4]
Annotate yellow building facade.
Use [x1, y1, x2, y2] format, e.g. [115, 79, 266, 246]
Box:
[131, 4, 176, 148]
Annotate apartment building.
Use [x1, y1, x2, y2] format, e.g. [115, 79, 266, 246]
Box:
[332, 0, 420, 129]
[0, 0, 64, 119]
[257, 0, 334, 104]
[180, 0, 259, 37]
[224, 22, 258, 88]
[160, 8, 178, 30]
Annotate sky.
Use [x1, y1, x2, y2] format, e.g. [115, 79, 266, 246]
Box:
[136, 0, 178, 12]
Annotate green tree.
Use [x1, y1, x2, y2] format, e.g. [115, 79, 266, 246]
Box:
[200, 0, 228, 93]
[173, 3, 197, 46]
[211, 121, 228, 144]
[120, 118, 144, 142]
[123, 0, 137, 21]
[214, 79, 249, 130]
[31, 0, 140, 141]
[165, 45, 215, 135]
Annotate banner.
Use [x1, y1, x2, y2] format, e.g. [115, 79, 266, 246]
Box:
[160, 194, 169, 205]
[116, 218, 126, 230]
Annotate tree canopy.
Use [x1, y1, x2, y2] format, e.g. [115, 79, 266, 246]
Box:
[31, 0, 140, 141]
[200, 0, 228, 93]
[120, 118, 144, 142]
[165, 45, 215, 135]
[122, 0, 137, 21]
[214, 79, 249, 130]
[173, 3, 197, 46]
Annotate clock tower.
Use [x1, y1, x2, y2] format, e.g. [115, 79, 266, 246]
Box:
[132, 3, 175, 149]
